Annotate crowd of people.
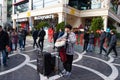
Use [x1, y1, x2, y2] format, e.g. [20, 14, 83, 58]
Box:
[0, 23, 118, 79]
[0, 25, 27, 66]
[82, 29, 118, 57]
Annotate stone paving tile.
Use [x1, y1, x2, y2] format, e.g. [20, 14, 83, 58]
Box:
[0, 65, 40, 80]
[75, 56, 112, 76]
[58, 66, 104, 80]
[0, 54, 25, 72]
[115, 66, 120, 80]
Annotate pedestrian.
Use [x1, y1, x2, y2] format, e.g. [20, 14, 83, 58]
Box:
[18, 29, 24, 50]
[21, 28, 27, 49]
[53, 30, 59, 49]
[38, 27, 46, 52]
[0, 25, 9, 66]
[83, 31, 89, 52]
[32, 28, 38, 49]
[53, 29, 64, 49]
[56, 24, 76, 77]
[87, 31, 95, 52]
[106, 30, 111, 47]
[48, 27, 54, 43]
[106, 30, 118, 57]
[99, 29, 107, 54]
[11, 29, 18, 51]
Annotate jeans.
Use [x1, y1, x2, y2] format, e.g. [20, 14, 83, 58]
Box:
[23, 37, 26, 48]
[87, 43, 94, 52]
[19, 39, 23, 49]
[0, 50, 7, 65]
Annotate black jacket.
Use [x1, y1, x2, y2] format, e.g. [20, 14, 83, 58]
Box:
[84, 32, 89, 42]
[38, 29, 46, 41]
[100, 32, 106, 41]
[89, 33, 95, 44]
[32, 30, 38, 39]
[0, 30, 9, 51]
[109, 34, 117, 46]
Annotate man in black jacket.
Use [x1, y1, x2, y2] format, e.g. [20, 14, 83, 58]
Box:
[83, 31, 89, 52]
[106, 30, 118, 57]
[38, 27, 46, 52]
[32, 28, 38, 49]
[99, 29, 107, 54]
[0, 25, 9, 66]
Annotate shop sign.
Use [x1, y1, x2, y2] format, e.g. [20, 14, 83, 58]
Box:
[70, 9, 75, 15]
[27, 11, 31, 17]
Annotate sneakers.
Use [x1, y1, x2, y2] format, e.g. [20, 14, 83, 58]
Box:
[62, 69, 66, 74]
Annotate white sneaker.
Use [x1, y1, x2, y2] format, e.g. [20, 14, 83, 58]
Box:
[62, 69, 66, 74]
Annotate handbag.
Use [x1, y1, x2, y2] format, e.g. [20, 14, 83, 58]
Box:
[55, 40, 66, 47]
[59, 47, 67, 62]
[58, 33, 69, 62]
[6, 45, 11, 53]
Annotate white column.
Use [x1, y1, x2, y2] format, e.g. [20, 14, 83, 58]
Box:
[117, 1, 120, 16]
[2, 0, 7, 26]
[28, 0, 33, 31]
[58, 13, 65, 23]
[102, 16, 108, 31]
[12, 0, 16, 28]
[13, 19, 16, 29]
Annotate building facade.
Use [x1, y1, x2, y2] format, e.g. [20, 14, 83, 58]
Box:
[0, 0, 12, 27]
[0, 0, 7, 26]
[12, 0, 120, 31]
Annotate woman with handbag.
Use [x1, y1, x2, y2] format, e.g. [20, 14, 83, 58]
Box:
[56, 24, 76, 77]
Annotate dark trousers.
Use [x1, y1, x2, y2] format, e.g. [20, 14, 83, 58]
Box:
[100, 41, 106, 54]
[38, 39, 44, 52]
[0, 50, 7, 65]
[33, 38, 38, 48]
[63, 54, 73, 72]
[83, 41, 88, 51]
[107, 45, 118, 56]
[19, 40, 23, 49]
[23, 37, 26, 48]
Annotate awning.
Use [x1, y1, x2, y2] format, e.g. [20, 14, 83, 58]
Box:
[13, 0, 29, 6]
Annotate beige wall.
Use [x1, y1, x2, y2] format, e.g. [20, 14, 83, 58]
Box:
[67, 15, 82, 28]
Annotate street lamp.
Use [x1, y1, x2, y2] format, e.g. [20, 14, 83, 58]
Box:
[65, 0, 69, 25]
[16, 11, 19, 32]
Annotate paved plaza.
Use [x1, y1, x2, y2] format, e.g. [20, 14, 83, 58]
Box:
[0, 37, 120, 80]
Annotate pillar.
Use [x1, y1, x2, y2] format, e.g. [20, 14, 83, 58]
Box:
[58, 13, 65, 23]
[2, 0, 7, 26]
[28, 0, 34, 31]
[102, 16, 108, 31]
[117, 1, 120, 16]
[12, 0, 16, 28]
[13, 19, 16, 29]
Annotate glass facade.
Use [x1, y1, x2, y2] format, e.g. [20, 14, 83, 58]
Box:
[69, 0, 102, 10]
[15, 2, 29, 13]
[7, 0, 12, 21]
[110, 0, 118, 14]
[32, 0, 59, 9]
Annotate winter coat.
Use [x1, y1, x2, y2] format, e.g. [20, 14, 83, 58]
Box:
[84, 32, 89, 42]
[0, 30, 9, 51]
[57, 32, 76, 55]
[109, 34, 117, 46]
[100, 32, 106, 41]
[38, 29, 46, 41]
[32, 30, 38, 39]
